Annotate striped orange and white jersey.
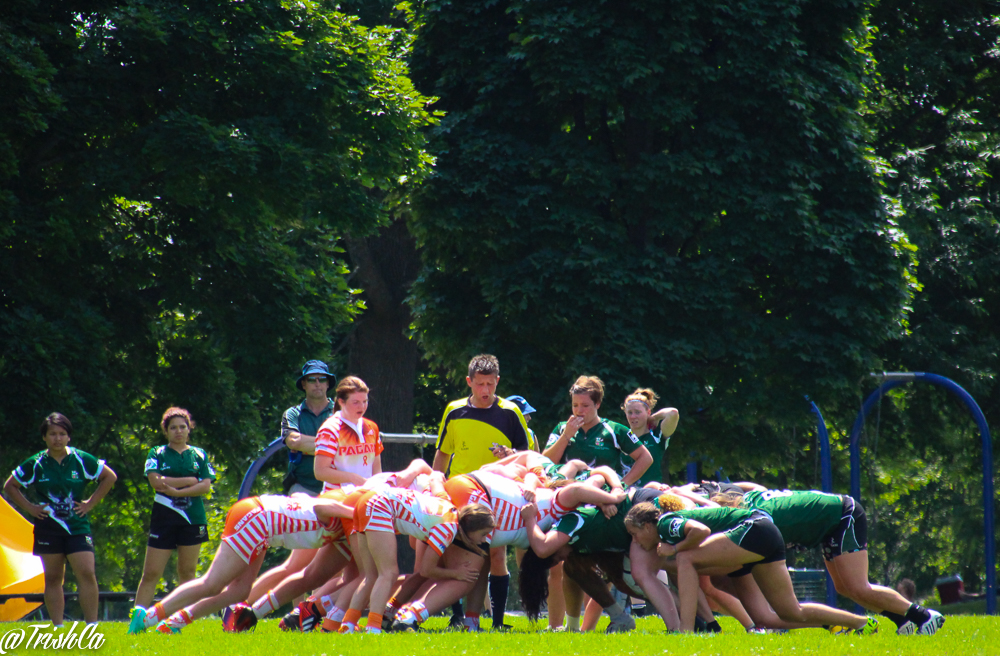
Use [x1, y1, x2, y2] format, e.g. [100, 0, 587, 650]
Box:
[223, 494, 347, 563]
[315, 412, 384, 492]
[362, 488, 460, 556]
[459, 471, 575, 548]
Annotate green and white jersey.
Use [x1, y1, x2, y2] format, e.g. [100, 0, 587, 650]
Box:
[621, 427, 668, 486]
[554, 487, 663, 554]
[657, 506, 759, 545]
[12, 448, 105, 535]
[546, 419, 641, 472]
[741, 489, 843, 548]
[144, 445, 215, 525]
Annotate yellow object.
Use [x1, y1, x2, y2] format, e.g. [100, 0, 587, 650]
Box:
[0, 496, 43, 621]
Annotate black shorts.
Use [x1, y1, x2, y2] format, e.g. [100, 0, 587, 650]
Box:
[33, 531, 95, 556]
[727, 518, 786, 577]
[452, 539, 491, 557]
[148, 521, 209, 550]
[822, 496, 867, 560]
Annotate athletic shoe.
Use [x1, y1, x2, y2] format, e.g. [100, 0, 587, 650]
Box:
[448, 615, 465, 630]
[278, 608, 301, 632]
[127, 607, 147, 635]
[916, 610, 945, 635]
[490, 624, 513, 633]
[855, 617, 879, 636]
[222, 603, 258, 633]
[605, 612, 636, 633]
[155, 621, 181, 634]
[828, 624, 853, 635]
[381, 614, 396, 631]
[746, 625, 768, 634]
[297, 601, 322, 632]
[391, 618, 420, 633]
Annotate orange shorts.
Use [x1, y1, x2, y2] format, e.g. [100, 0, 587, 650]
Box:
[340, 488, 370, 537]
[352, 490, 382, 534]
[221, 497, 267, 564]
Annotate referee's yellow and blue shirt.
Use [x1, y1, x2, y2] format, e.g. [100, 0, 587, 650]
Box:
[436, 396, 535, 477]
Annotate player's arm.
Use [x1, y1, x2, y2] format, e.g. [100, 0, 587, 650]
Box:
[76, 465, 117, 516]
[433, 407, 455, 473]
[670, 486, 718, 508]
[521, 502, 571, 558]
[586, 465, 623, 491]
[314, 500, 355, 521]
[543, 418, 581, 462]
[732, 481, 766, 492]
[621, 445, 653, 487]
[416, 543, 480, 582]
[650, 407, 680, 437]
[3, 475, 48, 520]
[164, 478, 212, 497]
[658, 520, 710, 557]
[395, 459, 433, 489]
[314, 454, 366, 487]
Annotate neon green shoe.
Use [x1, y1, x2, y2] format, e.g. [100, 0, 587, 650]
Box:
[856, 617, 879, 636]
[156, 621, 182, 635]
[127, 607, 147, 635]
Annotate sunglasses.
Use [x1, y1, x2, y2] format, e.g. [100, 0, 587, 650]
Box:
[303, 377, 328, 384]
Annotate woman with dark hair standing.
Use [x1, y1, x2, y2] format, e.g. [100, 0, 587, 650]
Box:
[3, 413, 117, 626]
[133, 407, 215, 610]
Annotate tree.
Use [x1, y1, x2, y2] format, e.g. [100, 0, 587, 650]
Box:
[407, 0, 914, 467]
[0, 0, 433, 589]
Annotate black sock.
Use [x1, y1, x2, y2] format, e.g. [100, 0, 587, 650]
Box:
[905, 603, 931, 624]
[489, 574, 510, 628]
[451, 600, 463, 621]
[881, 610, 907, 628]
[706, 620, 722, 633]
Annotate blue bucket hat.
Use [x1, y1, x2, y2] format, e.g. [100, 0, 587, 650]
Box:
[296, 360, 334, 391]
[506, 395, 536, 416]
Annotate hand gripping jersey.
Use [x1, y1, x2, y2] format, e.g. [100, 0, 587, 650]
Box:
[315, 412, 383, 492]
[357, 488, 460, 556]
[222, 493, 347, 564]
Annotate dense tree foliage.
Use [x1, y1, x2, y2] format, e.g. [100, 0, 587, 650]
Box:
[408, 0, 915, 468]
[0, 0, 433, 589]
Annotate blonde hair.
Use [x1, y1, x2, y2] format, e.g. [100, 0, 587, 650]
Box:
[570, 375, 604, 405]
[710, 492, 744, 508]
[335, 376, 369, 409]
[655, 492, 686, 512]
[623, 388, 658, 411]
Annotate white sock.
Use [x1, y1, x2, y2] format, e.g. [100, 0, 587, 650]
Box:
[606, 601, 624, 619]
[252, 590, 279, 619]
[566, 615, 580, 631]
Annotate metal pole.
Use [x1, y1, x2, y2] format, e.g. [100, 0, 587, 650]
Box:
[848, 372, 995, 614]
[808, 397, 837, 607]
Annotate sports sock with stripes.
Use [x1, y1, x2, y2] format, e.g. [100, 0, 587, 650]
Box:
[252, 590, 279, 619]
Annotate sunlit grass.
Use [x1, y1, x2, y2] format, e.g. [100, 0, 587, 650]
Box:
[2, 613, 996, 655]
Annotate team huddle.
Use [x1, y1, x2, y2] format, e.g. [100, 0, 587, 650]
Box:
[7, 354, 946, 637]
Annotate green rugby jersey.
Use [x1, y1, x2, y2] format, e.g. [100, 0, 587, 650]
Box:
[546, 419, 641, 472]
[144, 445, 216, 525]
[554, 487, 663, 554]
[622, 427, 668, 486]
[657, 506, 758, 545]
[741, 489, 843, 548]
[12, 448, 105, 535]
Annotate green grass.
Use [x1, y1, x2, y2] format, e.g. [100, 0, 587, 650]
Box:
[2, 614, 996, 655]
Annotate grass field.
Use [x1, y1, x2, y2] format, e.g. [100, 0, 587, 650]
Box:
[2, 613, 997, 656]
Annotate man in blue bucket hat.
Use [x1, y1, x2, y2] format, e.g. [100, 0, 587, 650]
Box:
[280, 360, 336, 496]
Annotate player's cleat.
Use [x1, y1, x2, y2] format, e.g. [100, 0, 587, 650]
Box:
[829, 624, 853, 635]
[381, 615, 395, 631]
[605, 612, 636, 633]
[390, 618, 420, 633]
[746, 625, 768, 634]
[297, 601, 322, 632]
[448, 614, 465, 630]
[855, 617, 879, 636]
[155, 621, 181, 635]
[278, 607, 301, 632]
[489, 624, 513, 633]
[127, 607, 147, 635]
[222, 603, 258, 633]
[916, 610, 945, 635]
